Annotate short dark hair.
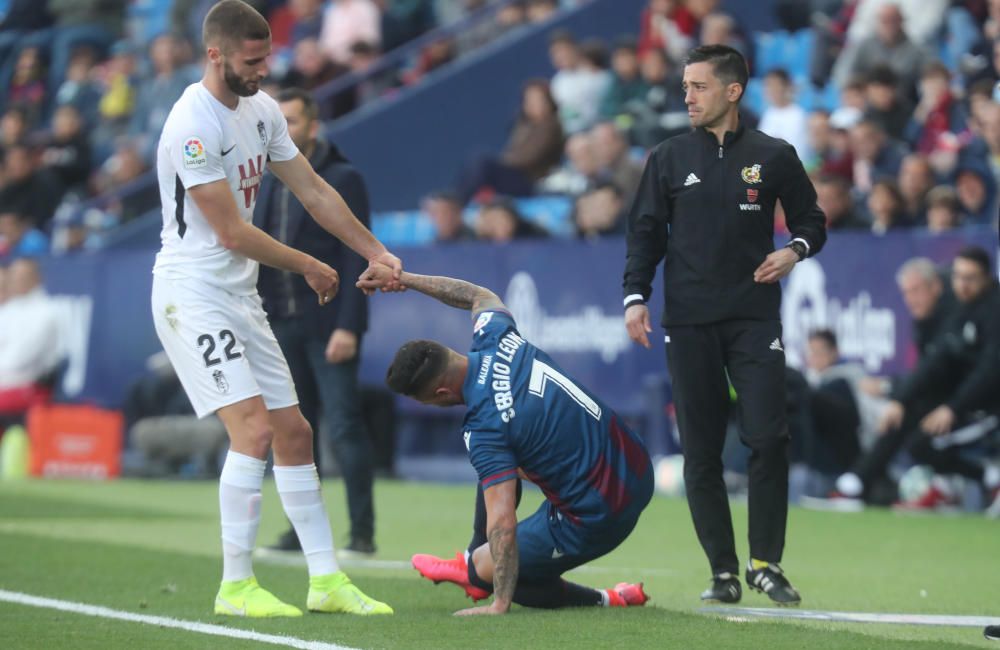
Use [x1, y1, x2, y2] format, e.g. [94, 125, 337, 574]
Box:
[865, 65, 898, 87]
[955, 246, 992, 277]
[386, 340, 450, 398]
[764, 68, 791, 85]
[684, 44, 748, 99]
[579, 39, 608, 68]
[203, 0, 271, 53]
[276, 87, 318, 121]
[548, 28, 576, 47]
[808, 328, 838, 350]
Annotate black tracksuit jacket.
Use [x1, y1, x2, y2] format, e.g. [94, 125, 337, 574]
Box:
[623, 123, 827, 326]
[893, 284, 1000, 414]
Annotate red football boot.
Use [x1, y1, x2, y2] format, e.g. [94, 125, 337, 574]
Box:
[606, 582, 649, 607]
[411, 552, 491, 602]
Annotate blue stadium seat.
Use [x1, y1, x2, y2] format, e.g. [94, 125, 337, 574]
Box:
[744, 78, 766, 116]
[372, 196, 575, 246]
[371, 210, 437, 247]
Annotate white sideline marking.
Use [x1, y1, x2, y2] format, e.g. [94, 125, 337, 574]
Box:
[0, 589, 359, 650]
[701, 606, 997, 628]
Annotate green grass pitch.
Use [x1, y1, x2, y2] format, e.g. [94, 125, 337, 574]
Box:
[0, 478, 997, 649]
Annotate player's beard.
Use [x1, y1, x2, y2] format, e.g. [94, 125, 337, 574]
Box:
[223, 61, 260, 97]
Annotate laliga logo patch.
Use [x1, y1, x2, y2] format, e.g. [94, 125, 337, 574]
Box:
[183, 136, 207, 168]
[212, 369, 230, 394]
[257, 120, 267, 144]
[741, 163, 762, 184]
[474, 311, 494, 335]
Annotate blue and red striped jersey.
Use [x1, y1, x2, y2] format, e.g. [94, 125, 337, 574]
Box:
[462, 310, 651, 525]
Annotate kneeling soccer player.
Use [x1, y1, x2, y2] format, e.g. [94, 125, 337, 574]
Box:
[358, 265, 654, 615]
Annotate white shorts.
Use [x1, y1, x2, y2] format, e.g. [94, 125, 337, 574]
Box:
[151, 275, 298, 418]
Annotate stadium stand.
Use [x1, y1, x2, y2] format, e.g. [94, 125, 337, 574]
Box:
[0, 0, 998, 513]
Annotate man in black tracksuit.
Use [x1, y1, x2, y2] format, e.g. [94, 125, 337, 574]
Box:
[255, 88, 377, 555]
[623, 45, 826, 606]
[883, 247, 1000, 510]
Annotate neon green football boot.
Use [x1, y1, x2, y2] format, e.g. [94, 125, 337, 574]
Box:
[307, 571, 393, 615]
[214, 576, 303, 617]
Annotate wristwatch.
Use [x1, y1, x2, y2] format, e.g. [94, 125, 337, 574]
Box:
[785, 240, 807, 261]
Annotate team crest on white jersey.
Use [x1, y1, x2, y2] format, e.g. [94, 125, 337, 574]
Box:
[212, 369, 230, 394]
[741, 164, 762, 184]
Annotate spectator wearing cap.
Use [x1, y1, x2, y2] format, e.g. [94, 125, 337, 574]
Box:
[863, 65, 913, 140]
[759, 68, 810, 160]
[904, 61, 967, 155]
[422, 191, 476, 243]
[0, 211, 49, 262]
[474, 197, 549, 243]
[897, 153, 934, 223]
[924, 185, 962, 233]
[599, 38, 649, 122]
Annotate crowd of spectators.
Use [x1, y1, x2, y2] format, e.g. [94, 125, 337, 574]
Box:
[416, 0, 998, 250]
[0, 0, 580, 263]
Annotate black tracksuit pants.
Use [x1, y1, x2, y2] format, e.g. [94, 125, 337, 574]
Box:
[666, 319, 789, 576]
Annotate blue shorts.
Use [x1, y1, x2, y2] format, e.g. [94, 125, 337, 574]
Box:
[515, 469, 653, 582]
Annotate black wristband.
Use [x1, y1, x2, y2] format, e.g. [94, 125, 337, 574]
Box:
[785, 240, 807, 261]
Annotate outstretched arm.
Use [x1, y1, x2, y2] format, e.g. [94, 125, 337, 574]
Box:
[270, 154, 403, 283]
[358, 268, 506, 318]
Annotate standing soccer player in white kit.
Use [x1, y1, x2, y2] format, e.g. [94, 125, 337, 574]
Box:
[151, 0, 400, 617]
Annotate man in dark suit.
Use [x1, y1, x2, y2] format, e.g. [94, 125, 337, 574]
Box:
[255, 87, 376, 556]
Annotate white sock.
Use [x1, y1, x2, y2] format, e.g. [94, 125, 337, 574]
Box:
[984, 464, 1000, 490]
[274, 464, 339, 577]
[599, 590, 610, 607]
[219, 451, 266, 583]
[836, 472, 863, 498]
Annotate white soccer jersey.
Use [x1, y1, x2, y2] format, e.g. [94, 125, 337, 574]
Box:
[153, 83, 299, 295]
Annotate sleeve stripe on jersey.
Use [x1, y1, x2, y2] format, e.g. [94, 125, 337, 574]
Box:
[174, 174, 187, 239]
[482, 468, 518, 487]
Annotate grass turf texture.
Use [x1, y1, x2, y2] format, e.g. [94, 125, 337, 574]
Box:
[0, 479, 997, 649]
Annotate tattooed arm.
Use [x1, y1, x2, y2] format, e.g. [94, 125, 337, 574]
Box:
[455, 478, 519, 616]
[357, 267, 506, 317]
